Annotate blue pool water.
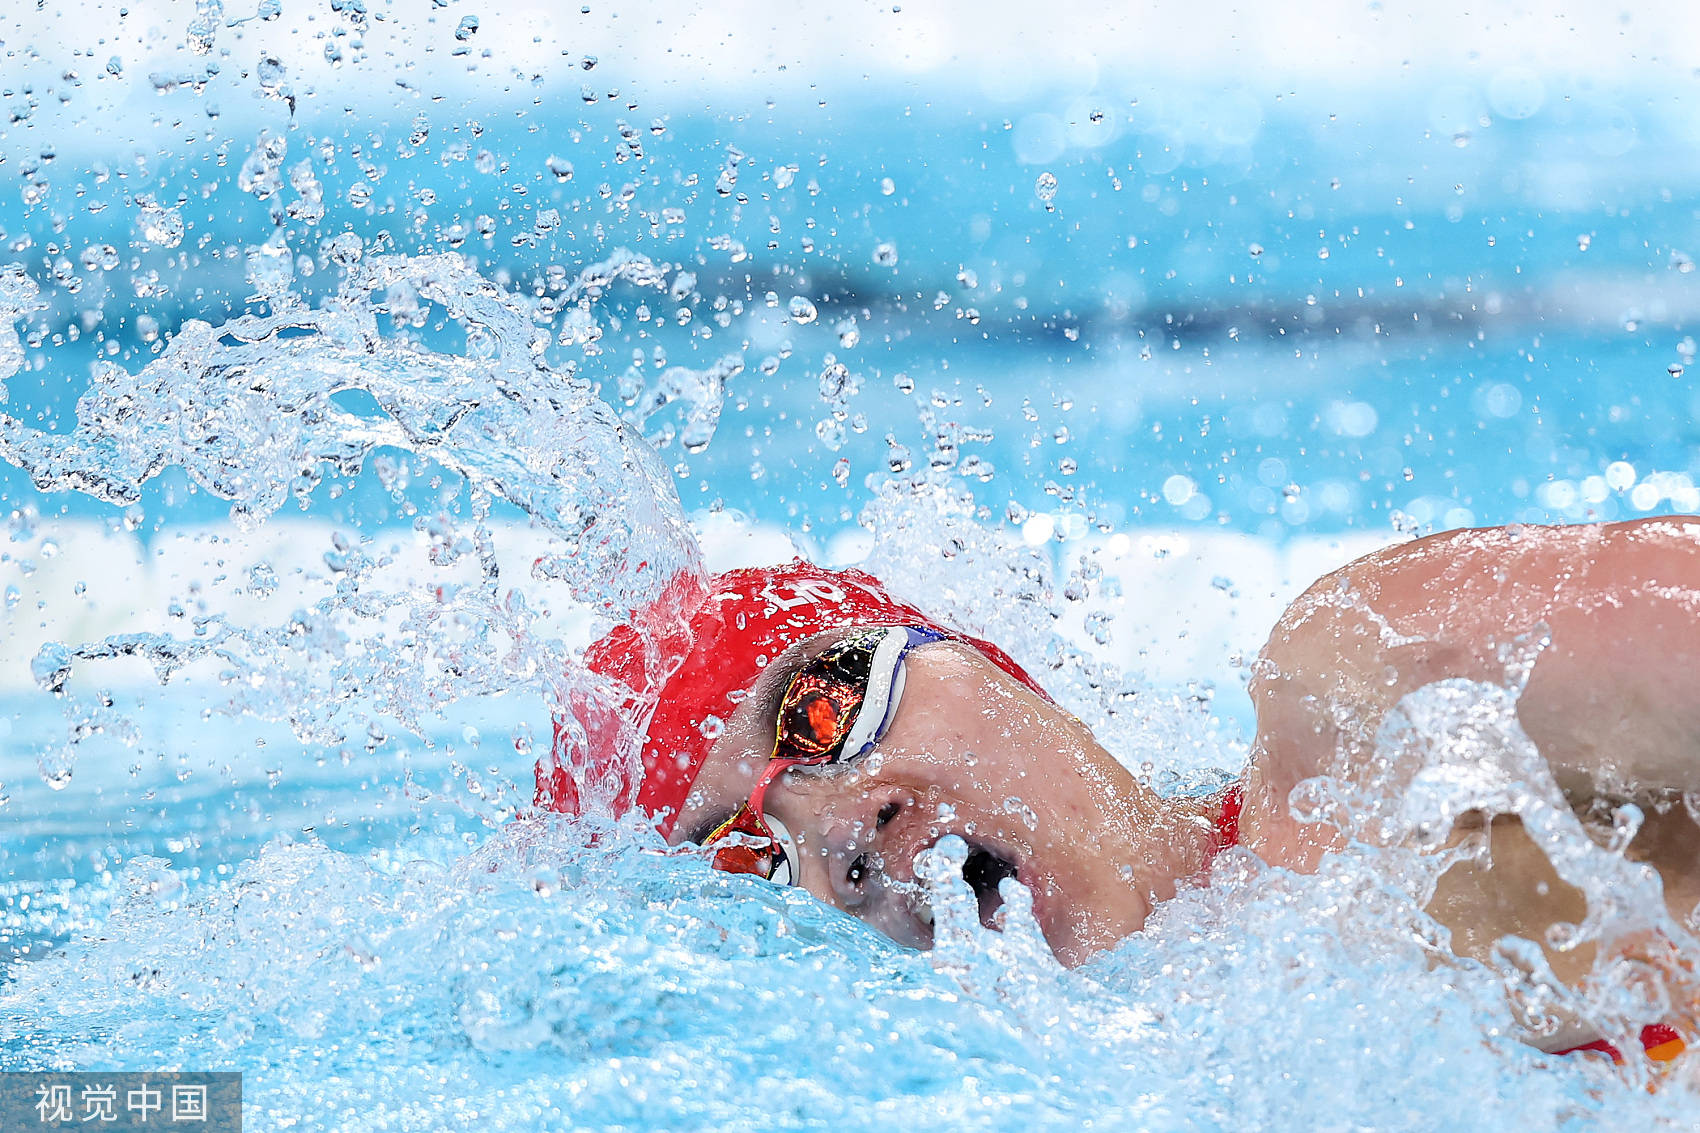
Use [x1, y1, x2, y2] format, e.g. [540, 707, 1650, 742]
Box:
[3, 2, 1700, 1127]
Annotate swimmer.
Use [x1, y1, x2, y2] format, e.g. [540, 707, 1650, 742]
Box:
[536, 517, 1700, 1058]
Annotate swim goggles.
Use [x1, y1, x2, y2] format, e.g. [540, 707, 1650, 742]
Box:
[703, 625, 945, 885]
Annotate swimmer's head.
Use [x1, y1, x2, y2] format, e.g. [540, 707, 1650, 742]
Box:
[536, 559, 1037, 828]
[538, 559, 1202, 966]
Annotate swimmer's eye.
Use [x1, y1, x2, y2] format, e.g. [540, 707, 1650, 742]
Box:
[785, 691, 844, 749]
[707, 627, 947, 891]
[877, 802, 899, 827]
[771, 626, 944, 767]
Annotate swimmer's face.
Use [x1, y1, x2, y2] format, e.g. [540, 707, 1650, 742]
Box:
[672, 632, 1165, 967]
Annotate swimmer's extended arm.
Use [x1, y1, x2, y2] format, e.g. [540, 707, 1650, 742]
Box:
[1243, 517, 1700, 863]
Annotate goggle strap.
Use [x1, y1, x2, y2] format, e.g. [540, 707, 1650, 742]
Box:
[744, 758, 785, 827]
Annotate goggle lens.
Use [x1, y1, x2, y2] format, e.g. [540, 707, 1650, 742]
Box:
[707, 804, 798, 886]
[702, 625, 943, 885]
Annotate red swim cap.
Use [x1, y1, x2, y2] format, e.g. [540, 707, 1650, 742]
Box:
[535, 558, 1046, 836]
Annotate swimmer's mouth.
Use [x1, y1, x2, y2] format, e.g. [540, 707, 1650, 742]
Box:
[963, 843, 1020, 928]
[911, 841, 1020, 931]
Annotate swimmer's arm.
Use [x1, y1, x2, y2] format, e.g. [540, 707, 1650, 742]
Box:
[1243, 517, 1700, 863]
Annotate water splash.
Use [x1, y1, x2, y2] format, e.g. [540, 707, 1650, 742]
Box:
[856, 478, 1239, 784]
[1282, 677, 1700, 1086]
[0, 249, 705, 811]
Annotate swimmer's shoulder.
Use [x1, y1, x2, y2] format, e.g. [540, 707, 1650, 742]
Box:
[1245, 518, 1700, 858]
[1256, 516, 1700, 694]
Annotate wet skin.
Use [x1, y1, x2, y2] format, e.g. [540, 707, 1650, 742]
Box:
[1245, 515, 1700, 1046]
[674, 516, 1700, 1045]
[671, 638, 1224, 968]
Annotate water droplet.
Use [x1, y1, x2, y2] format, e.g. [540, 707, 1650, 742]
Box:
[1248, 243, 1263, 256]
[715, 147, 744, 196]
[880, 177, 895, 196]
[787, 295, 817, 324]
[247, 562, 278, 597]
[39, 752, 73, 790]
[545, 155, 574, 182]
[324, 232, 363, 266]
[105, 55, 123, 77]
[1577, 233, 1592, 252]
[135, 199, 184, 249]
[245, 234, 295, 299]
[873, 242, 898, 268]
[1034, 171, 1058, 209]
[1669, 363, 1685, 379]
[815, 418, 846, 450]
[238, 128, 289, 200]
[817, 361, 855, 402]
[79, 244, 117, 272]
[455, 15, 479, 39]
[31, 642, 73, 692]
[287, 160, 325, 224]
[256, 55, 288, 101]
[186, 0, 224, 55]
